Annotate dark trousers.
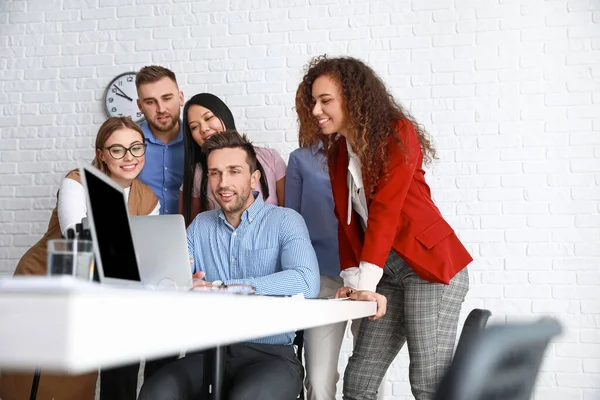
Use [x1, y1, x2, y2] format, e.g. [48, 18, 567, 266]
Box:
[100, 355, 178, 400]
[138, 342, 304, 400]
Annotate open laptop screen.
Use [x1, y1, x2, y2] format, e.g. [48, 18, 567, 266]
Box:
[83, 168, 141, 282]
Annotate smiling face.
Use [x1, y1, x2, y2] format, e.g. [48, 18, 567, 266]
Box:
[99, 127, 146, 188]
[207, 147, 260, 219]
[311, 74, 348, 137]
[187, 104, 226, 146]
[137, 77, 184, 134]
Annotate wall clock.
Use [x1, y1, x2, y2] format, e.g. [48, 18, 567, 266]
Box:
[103, 71, 144, 123]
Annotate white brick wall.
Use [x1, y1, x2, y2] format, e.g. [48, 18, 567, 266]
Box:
[1, 1, 599, 399]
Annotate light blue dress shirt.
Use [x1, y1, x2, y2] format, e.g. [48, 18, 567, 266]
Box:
[186, 193, 320, 345]
[285, 143, 340, 277]
[137, 120, 184, 215]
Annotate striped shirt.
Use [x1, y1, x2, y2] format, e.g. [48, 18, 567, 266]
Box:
[187, 193, 320, 345]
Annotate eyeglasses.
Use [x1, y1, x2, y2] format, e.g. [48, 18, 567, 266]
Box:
[100, 143, 147, 160]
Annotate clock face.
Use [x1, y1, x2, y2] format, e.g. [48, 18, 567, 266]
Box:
[103, 72, 145, 123]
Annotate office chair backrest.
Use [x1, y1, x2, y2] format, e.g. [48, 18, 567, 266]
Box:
[435, 318, 563, 400]
[454, 308, 492, 360]
[293, 330, 305, 400]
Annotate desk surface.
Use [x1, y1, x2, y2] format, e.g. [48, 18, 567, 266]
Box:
[0, 277, 375, 373]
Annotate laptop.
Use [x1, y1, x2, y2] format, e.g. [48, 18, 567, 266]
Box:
[129, 215, 192, 288]
[79, 162, 192, 289]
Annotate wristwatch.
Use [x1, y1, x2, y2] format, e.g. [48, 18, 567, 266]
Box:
[209, 280, 257, 295]
[212, 280, 224, 288]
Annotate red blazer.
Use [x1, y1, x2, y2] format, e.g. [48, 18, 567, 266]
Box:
[328, 119, 472, 284]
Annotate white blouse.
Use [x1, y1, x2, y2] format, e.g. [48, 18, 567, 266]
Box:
[346, 140, 369, 229]
[340, 140, 384, 293]
[57, 178, 160, 237]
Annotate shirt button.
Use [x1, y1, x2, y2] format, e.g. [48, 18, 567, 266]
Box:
[231, 258, 235, 262]
[233, 232, 237, 236]
[164, 188, 167, 191]
[249, 218, 253, 222]
[164, 167, 168, 170]
[165, 209, 169, 213]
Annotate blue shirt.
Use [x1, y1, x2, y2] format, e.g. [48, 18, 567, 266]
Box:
[285, 143, 340, 277]
[137, 120, 184, 215]
[187, 193, 320, 345]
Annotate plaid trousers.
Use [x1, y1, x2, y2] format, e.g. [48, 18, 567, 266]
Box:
[343, 251, 469, 400]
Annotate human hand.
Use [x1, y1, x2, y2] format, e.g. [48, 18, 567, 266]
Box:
[348, 290, 387, 320]
[191, 271, 213, 288]
[334, 286, 356, 299]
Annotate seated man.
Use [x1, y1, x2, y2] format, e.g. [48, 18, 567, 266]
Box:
[138, 130, 320, 400]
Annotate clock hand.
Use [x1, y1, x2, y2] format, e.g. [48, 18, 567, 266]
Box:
[114, 92, 133, 102]
[113, 85, 133, 102]
[112, 84, 126, 95]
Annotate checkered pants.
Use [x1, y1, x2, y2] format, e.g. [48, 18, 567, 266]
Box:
[343, 251, 469, 400]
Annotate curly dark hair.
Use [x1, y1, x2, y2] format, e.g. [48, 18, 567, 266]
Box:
[296, 55, 436, 198]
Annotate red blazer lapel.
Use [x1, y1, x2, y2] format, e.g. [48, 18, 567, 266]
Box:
[330, 137, 349, 221]
[330, 137, 364, 265]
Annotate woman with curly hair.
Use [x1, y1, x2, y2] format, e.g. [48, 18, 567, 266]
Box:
[295, 56, 472, 400]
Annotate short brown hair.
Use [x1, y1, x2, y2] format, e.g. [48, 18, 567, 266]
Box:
[135, 65, 178, 89]
[201, 130, 259, 172]
[93, 117, 145, 173]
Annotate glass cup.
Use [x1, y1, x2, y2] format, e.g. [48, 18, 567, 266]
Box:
[47, 239, 95, 280]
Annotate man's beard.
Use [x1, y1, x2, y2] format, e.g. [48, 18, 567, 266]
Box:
[148, 109, 180, 133]
[216, 184, 252, 215]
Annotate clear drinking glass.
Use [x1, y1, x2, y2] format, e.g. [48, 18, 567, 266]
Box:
[47, 239, 95, 280]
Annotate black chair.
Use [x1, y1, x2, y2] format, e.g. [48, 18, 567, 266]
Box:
[435, 317, 563, 400]
[293, 330, 305, 400]
[454, 308, 492, 360]
[29, 368, 41, 400]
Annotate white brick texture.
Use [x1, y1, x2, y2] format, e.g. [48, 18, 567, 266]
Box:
[0, 1, 599, 399]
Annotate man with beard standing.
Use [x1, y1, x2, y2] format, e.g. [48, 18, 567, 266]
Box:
[135, 65, 185, 215]
[98, 66, 184, 399]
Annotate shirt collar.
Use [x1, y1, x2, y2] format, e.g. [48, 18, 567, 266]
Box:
[310, 140, 324, 156]
[346, 140, 364, 190]
[141, 119, 184, 145]
[346, 139, 358, 159]
[218, 191, 264, 226]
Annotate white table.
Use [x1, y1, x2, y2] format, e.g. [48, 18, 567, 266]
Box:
[0, 277, 376, 374]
